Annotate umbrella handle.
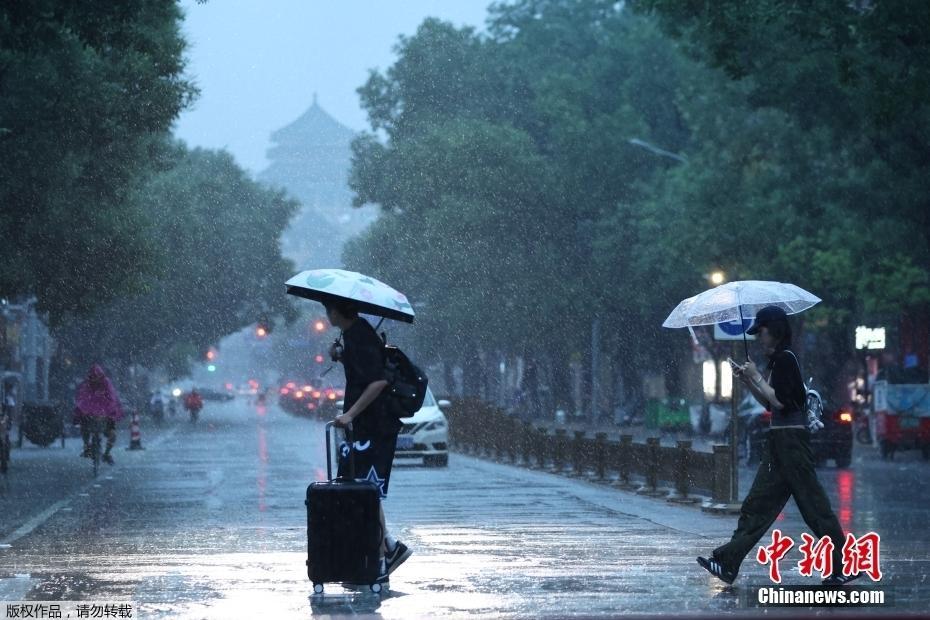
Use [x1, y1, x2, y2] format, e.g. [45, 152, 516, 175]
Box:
[738, 299, 750, 360]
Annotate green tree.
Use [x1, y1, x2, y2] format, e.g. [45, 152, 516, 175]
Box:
[631, 0, 930, 392]
[347, 6, 704, 408]
[0, 0, 196, 319]
[55, 144, 298, 381]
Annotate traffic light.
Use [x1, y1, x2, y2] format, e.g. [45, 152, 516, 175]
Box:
[206, 349, 217, 361]
[255, 312, 273, 338]
[314, 354, 324, 363]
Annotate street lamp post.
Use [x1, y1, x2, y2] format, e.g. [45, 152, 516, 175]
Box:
[704, 269, 741, 512]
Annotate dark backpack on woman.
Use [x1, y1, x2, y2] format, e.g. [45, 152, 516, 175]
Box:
[381, 340, 428, 419]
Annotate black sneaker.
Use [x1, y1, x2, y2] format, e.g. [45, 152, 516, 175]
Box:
[822, 572, 861, 586]
[697, 556, 737, 585]
[385, 541, 412, 576]
[102, 452, 114, 465]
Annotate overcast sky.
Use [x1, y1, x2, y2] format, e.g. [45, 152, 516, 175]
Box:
[173, 0, 490, 173]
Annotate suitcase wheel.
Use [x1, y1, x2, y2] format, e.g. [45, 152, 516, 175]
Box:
[370, 583, 382, 594]
[312, 583, 324, 595]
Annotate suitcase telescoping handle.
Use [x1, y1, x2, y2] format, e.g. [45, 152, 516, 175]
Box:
[324, 421, 354, 481]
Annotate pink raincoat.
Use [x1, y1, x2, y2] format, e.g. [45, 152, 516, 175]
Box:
[74, 364, 124, 421]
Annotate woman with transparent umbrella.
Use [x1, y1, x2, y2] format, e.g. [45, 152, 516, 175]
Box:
[696, 306, 858, 586]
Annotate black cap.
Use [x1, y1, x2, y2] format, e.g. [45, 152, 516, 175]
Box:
[746, 305, 788, 335]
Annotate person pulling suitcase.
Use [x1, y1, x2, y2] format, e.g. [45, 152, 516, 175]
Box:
[326, 299, 413, 587]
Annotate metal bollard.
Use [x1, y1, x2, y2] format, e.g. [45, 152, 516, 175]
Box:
[552, 428, 567, 472]
[505, 415, 518, 463]
[466, 409, 478, 455]
[613, 434, 638, 490]
[482, 409, 495, 458]
[637, 437, 667, 497]
[593, 432, 608, 480]
[515, 420, 533, 467]
[712, 444, 732, 504]
[465, 405, 481, 456]
[535, 426, 549, 469]
[492, 412, 503, 459]
[668, 440, 700, 504]
[571, 430, 587, 476]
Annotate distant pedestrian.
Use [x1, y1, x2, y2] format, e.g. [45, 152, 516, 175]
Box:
[148, 391, 165, 424]
[697, 306, 859, 585]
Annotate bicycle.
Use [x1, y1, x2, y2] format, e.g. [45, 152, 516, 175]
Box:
[84, 416, 108, 477]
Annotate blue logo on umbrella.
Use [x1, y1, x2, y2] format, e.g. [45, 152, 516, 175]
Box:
[719, 318, 753, 336]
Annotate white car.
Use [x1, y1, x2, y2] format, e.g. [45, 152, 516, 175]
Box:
[394, 388, 450, 467]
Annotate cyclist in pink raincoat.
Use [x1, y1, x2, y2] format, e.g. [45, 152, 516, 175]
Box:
[74, 364, 124, 465]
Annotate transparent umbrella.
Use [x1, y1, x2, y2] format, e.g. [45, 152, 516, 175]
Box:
[662, 280, 821, 357]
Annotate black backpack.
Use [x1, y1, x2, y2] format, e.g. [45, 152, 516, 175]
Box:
[381, 341, 428, 420]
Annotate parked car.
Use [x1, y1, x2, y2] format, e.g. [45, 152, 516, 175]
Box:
[336, 387, 450, 467]
[737, 390, 853, 468]
[811, 403, 854, 468]
[315, 385, 343, 419]
[395, 388, 449, 467]
[278, 380, 344, 419]
[278, 381, 319, 417]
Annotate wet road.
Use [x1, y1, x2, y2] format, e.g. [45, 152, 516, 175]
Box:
[0, 398, 927, 618]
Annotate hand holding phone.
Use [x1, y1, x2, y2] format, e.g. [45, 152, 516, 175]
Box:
[727, 357, 743, 376]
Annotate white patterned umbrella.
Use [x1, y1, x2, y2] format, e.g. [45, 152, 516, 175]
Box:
[286, 269, 415, 323]
[662, 280, 821, 356]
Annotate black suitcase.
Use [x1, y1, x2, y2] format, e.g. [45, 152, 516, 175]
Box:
[306, 422, 383, 594]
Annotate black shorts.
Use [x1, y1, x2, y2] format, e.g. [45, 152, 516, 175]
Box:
[337, 433, 397, 499]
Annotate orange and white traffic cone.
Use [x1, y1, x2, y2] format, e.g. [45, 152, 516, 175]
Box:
[127, 411, 144, 450]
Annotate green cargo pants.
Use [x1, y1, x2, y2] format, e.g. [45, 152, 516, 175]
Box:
[712, 428, 846, 577]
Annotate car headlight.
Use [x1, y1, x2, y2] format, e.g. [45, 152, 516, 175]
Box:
[424, 419, 447, 432]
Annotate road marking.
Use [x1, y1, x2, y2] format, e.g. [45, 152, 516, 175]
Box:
[0, 425, 180, 549]
[0, 499, 71, 546]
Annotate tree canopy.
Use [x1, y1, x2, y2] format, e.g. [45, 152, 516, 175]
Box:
[0, 1, 196, 318]
[346, 0, 929, 404]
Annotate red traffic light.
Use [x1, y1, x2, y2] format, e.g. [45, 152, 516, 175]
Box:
[314, 354, 324, 363]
